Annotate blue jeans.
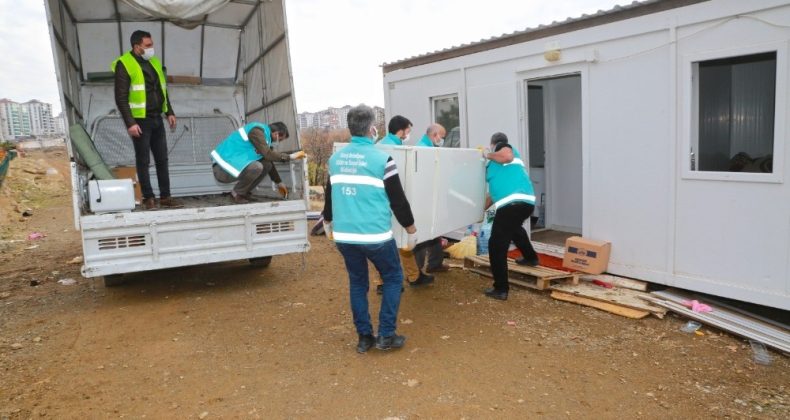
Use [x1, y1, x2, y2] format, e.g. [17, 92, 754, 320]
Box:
[336, 239, 403, 337]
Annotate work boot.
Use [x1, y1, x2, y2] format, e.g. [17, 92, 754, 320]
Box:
[142, 197, 156, 210]
[515, 257, 539, 267]
[356, 333, 376, 353]
[484, 287, 508, 301]
[159, 196, 183, 208]
[409, 273, 434, 288]
[244, 193, 260, 202]
[426, 263, 450, 273]
[230, 191, 249, 204]
[375, 334, 406, 351]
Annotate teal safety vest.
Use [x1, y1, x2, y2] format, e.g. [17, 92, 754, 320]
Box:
[110, 51, 168, 118]
[211, 122, 272, 177]
[328, 136, 393, 244]
[486, 146, 536, 209]
[415, 134, 434, 147]
[378, 133, 402, 146]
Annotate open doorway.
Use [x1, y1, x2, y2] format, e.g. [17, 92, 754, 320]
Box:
[526, 74, 583, 247]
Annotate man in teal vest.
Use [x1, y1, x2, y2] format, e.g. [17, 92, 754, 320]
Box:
[415, 123, 446, 147]
[483, 132, 539, 301]
[211, 122, 305, 204]
[413, 123, 451, 278]
[377, 115, 412, 146]
[323, 105, 418, 353]
[113, 30, 178, 210]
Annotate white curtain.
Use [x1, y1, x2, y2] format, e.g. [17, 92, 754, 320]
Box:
[698, 53, 776, 172]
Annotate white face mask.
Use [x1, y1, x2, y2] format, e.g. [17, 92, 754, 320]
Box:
[402, 134, 410, 143]
[141, 47, 155, 61]
[436, 137, 445, 147]
[370, 126, 378, 140]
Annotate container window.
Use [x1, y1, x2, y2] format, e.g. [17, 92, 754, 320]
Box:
[432, 95, 461, 148]
[694, 52, 776, 173]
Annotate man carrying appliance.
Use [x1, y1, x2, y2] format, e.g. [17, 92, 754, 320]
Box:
[323, 105, 418, 353]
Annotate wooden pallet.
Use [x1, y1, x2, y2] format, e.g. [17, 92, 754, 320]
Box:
[464, 255, 579, 290]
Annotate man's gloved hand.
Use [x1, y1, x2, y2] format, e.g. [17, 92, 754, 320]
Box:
[277, 183, 288, 198]
[289, 150, 306, 160]
[476, 145, 486, 157]
[324, 221, 333, 240]
[403, 231, 418, 251]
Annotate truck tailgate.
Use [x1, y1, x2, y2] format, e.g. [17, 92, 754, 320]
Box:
[80, 200, 309, 277]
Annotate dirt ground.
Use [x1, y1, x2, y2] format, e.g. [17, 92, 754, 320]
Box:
[1, 149, 788, 419]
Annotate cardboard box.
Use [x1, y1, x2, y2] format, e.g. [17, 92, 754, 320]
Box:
[112, 166, 142, 204]
[562, 236, 611, 274]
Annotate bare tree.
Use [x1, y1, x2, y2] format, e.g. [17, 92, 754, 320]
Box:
[301, 127, 350, 186]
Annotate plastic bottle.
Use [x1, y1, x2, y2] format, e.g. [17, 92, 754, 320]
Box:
[478, 223, 491, 255]
[680, 321, 701, 333]
[749, 340, 772, 365]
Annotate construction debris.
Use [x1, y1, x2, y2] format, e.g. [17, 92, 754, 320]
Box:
[551, 291, 650, 319]
[644, 290, 790, 354]
[550, 282, 666, 318]
[579, 274, 648, 291]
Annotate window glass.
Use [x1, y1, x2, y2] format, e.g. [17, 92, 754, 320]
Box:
[433, 95, 460, 148]
[696, 52, 776, 173]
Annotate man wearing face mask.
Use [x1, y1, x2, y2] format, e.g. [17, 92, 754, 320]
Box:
[211, 121, 305, 204]
[411, 123, 451, 280]
[415, 123, 446, 147]
[378, 115, 412, 146]
[113, 30, 179, 210]
[324, 105, 418, 353]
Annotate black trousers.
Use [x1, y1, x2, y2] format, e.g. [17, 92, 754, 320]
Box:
[132, 117, 170, 199]
[489, 202, 538, 292]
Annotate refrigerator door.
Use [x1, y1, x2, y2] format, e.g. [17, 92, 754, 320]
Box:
[331, 143, 487, 247]
[399, 147, 486, 246]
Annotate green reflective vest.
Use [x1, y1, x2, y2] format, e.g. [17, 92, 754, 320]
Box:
[111, 51, 168, 118]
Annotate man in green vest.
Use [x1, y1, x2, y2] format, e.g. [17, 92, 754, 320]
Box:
[113, 30, 179, 210]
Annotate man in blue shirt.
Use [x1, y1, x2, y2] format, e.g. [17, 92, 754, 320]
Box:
[323, 105, 418, 353]
[483, 132, 539, 301]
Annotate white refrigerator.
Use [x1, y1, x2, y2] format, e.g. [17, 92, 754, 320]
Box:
[332, 144, 487, 247]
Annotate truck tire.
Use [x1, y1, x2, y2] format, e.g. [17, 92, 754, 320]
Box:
[103, 274, 126, 287]
[249, 256, 272, 268]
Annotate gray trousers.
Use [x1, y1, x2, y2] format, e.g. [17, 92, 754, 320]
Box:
[414, 237, 444, 271]
[213, 161, 273, 195]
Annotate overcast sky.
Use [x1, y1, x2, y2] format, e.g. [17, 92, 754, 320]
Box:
[0, 0, 622, 115]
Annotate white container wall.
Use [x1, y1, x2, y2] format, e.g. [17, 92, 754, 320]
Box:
[382, 0, 790, 309]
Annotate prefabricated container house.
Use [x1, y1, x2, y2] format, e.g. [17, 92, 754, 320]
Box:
[45, 0, 310, 283]
[382, 0, 790, 310]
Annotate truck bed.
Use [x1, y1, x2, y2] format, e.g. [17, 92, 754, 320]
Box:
[132, 193, 284, 212]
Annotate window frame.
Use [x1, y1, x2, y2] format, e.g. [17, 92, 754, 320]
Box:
[681, 41, 787, 183]
[430, 93, 461, 147]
